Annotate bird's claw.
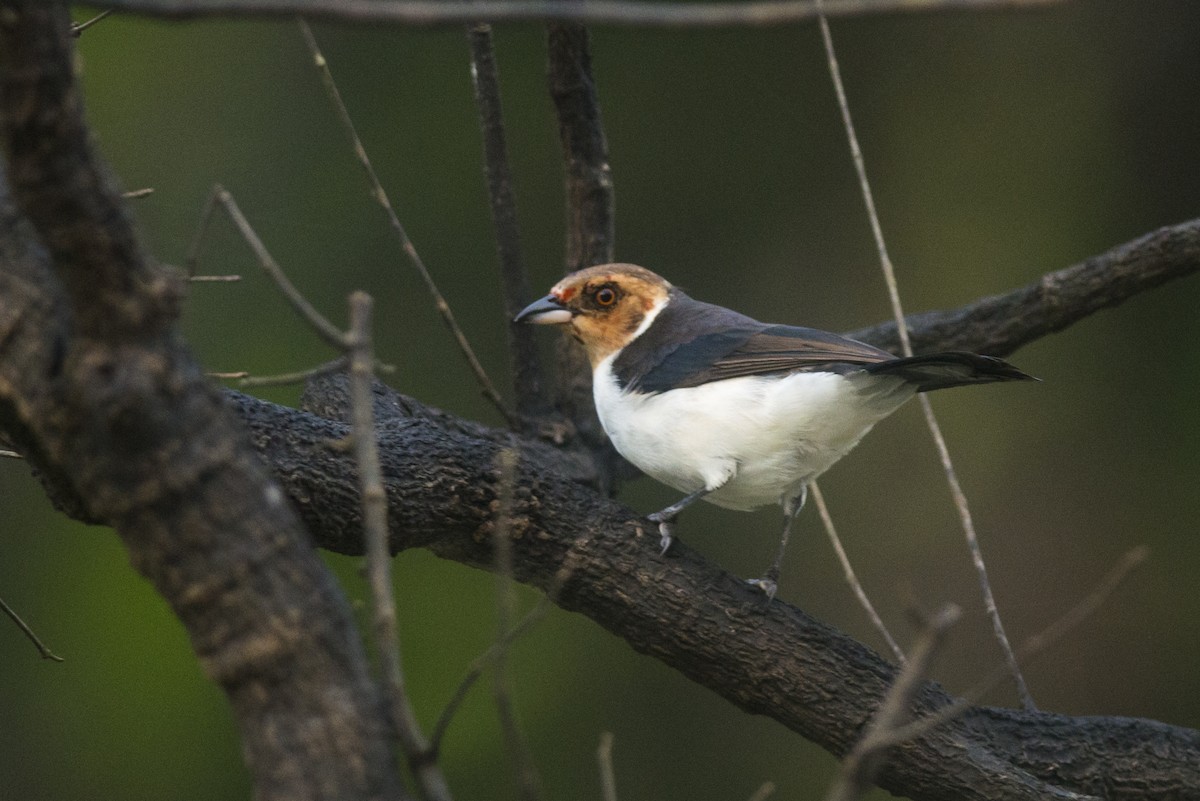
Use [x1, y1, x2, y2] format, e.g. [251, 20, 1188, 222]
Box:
[745, 576, 778, 601]
[647, 513, 675, 555]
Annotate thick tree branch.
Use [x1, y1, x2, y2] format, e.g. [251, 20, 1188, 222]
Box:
[220, 380, 1198, 801]
[84, 0, 1069, 27]
[0, 5, 402, 800]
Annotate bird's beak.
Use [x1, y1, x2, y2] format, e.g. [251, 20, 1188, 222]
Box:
[514, 295, 574, 325]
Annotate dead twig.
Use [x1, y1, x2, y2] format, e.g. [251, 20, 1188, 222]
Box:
[297, 19, 516, 426]
[1, 596, 64, 661]
[346, 292, 455, 801]
[597, 732, 618, 801]
[489, 448, 543, 801]
[86, 0, 1071, 28]
[810, 481, 904, 664]
[467, 23, 545, 422]
[814, 0, 1032, 708]
[824, 604, 960, 801]
[70, 9, 112, 36]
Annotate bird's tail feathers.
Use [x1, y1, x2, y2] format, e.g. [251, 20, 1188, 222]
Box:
[865, 352, 1036, 393]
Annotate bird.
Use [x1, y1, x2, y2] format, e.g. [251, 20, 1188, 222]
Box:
[515, 263, 1034, 598]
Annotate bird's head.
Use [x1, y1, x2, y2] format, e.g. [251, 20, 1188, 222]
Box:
[515, 263, 672, 366]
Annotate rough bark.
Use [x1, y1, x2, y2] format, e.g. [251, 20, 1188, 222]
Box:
[0, 6, 403, 800]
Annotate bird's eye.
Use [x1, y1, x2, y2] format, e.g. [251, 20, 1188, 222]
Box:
[595, 287, 617, 307]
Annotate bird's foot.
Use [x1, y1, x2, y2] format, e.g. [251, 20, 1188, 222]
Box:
[745, 567, 780, 602]
[745, 577, 778, 601]
[646, 512, 676, 555]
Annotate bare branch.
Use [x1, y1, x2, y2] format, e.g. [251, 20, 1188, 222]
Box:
[69, 8, 113, 35]
[489, 448, 543, 801]
[823, 604, 960, 801]
[846, 218, 1200, 357]
[546, 20, 625, 487]
[297, 19, 516, 425]
[216, 382, 1199, 801]
[207, 184, 349, 348]
[467, 24, 545, 422]
[1, 596, 64, 661]
[0, 5, 404, 799]
[86, 0, 1070, 28]
[815, 0, 1030, 708]
[875, 546, 1148, 752]
[347, 292, 454, 801]
[810, 481, 904, 664]
[597, 732, 618, 801]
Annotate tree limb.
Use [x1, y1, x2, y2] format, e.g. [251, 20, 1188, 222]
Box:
[82, 0, 1070, 28]
[0, 5, 403, 799]
[846, 218, 1200, 357]
[225, 380, 1200, 801]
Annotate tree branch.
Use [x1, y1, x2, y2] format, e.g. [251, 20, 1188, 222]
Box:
[0, 5, 403, 799]
[546, 19, 627, 489]
[83, 0, 1070, 27]
[223, 380, 1200, 801]
[845, 218, 1200, 357]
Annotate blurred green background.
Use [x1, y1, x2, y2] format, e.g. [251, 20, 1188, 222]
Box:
[3, 2, 1200, 799]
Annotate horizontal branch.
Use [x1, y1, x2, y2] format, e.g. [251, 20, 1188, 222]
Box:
[86, 0, 1068, 27]
[846, 218, 1200, 356]
[225, 379, 1200, 801]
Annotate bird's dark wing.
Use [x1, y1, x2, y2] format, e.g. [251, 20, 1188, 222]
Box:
[660, 324, 897, 389]
[612, 290, 897, 393]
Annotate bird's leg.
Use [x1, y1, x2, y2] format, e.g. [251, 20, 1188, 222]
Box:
[647, 488, 711, 555]
[747, 484, 808, 600]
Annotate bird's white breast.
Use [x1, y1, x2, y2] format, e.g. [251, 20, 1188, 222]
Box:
[593, 356, 917, 511]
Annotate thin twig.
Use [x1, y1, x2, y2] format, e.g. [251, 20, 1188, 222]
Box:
[182, 184, 250, 283]
[239, 356, 350, 388]
[428, 597, 554, 758]
[121, 187, 154, 199]
[876, 545, 1148, 751]
[814, 0, 1033, 709]
[490, 448, 543, 801]
[810, 481, 904, 664]
[70, 9, 113, 36]
[428, 540, 586, 758]
[297, 19, 516, 425]
[466, 23, 545, 422]
[824, 604, 960, 801]
[207, 185, 348, 349]
[0, 449, 22, 459]
[88, 0, 1071, 28]
[1, 596, 64, 662]
[347, 292, 454, 801]
[597, 732, 618, 801]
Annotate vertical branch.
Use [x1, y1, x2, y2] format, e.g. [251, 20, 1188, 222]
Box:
[546, 19, 623, 487]
[490, 448, 544, 801]
[467, 24, 545, 423]
[298, 19, 516, 426]
[813, 0, 1033, 709]
[347, 292, 454, 801]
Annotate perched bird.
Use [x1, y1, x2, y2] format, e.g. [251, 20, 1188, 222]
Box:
[516, 263, 1033, 598]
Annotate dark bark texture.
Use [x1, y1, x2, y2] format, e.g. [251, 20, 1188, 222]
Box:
[2, 3, 1200, 801]
[0, 5, 403, 800]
